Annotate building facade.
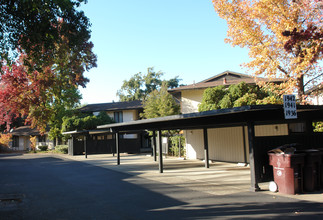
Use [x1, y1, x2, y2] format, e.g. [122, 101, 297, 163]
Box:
[10, 126, 54, 151]
[71, 100, 150, 154]
[169, 71, 286, 163]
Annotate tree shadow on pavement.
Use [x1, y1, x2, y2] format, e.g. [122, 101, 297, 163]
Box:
[1, 155, 322, 220]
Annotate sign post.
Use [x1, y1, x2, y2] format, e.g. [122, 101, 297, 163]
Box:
[283, 95, 297, 119]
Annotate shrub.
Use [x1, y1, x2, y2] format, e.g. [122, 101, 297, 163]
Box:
[55, 145, 68, 154]
[0, 133, 12, 147]
[38, 145, 48, 151]
[30, 136, 37, 152]
[169, 135, 185, 157]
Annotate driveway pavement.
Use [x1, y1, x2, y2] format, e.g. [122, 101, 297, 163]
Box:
[1, 153, 323, 219]
[59, 153, 323, 202]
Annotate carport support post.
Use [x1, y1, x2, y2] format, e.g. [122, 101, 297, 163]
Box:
[69, 136, 74, 156]
[203, 128, 209, 168]
[157, 130, 163, 173]
[152, 130, 157, 162]
[178, 135, 181, 158]
[112, 133, 115, 157]
[116, 132, 120, 165]
[247, 122, 260, 192]
[84, 134, 88, 159]
[242, 126, 247, 164]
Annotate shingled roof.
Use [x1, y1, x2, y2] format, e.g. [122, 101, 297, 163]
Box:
[10, 126, 40, 136]
[169, 70, 284, 92]
[78, 100, 143, 113]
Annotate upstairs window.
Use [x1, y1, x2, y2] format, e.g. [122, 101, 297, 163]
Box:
[114, 111, 123, 123]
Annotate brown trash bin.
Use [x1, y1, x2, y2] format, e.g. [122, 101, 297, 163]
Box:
[268, 153, 305, 195]
[297, 149, 322, 192]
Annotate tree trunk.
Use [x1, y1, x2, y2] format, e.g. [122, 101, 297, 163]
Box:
[297, 75, 305, 103]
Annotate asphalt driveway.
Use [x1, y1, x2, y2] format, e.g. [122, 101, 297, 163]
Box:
[1, 154, 323, 219]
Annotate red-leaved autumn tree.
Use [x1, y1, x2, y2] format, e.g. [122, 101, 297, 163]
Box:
[0, 20, 96, 134]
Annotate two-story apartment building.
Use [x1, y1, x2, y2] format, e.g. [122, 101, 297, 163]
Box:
[78, 100, 143, 139]
[169, 71, 287, 163]
[69, 100, 150, 154]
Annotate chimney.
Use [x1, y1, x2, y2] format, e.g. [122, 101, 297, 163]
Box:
[223, 78, 227, 84]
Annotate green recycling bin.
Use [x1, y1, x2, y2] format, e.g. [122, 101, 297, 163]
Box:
[268, 153, 305, 195]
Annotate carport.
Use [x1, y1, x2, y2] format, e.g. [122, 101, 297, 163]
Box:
[69, 105, 323, 191]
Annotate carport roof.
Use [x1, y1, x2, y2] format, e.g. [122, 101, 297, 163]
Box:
[96, 104, 323, 132]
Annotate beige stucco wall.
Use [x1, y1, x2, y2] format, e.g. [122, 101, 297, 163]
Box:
[185, 129, 204, 160]
[107, 109, 138, 122]
[181, 89, 205, 113]
[107, 110, 138, 139]
[123, 110, 138, 139]
[123, 110, 138, 121]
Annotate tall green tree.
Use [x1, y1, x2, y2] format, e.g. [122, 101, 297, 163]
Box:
[198, 82, 282, 112]
[117, 67, 182, 101]
[48, 87, 82, 145]
[141, 82, 180, 119]
[0, 0, 91, 70]
[141, 82, 182, 157]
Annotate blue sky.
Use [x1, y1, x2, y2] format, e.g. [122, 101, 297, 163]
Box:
[79, 0, 250, 104]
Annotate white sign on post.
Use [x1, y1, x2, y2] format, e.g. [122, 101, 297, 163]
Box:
[283, 95, 297, 119]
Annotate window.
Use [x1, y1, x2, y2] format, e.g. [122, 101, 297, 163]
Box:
[93, 112, 100, 116]
[38, 135, 46, 142]
[289, 123, 306, 133]
[97, 135, 105, 140]
[114, 111, 123, 123]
